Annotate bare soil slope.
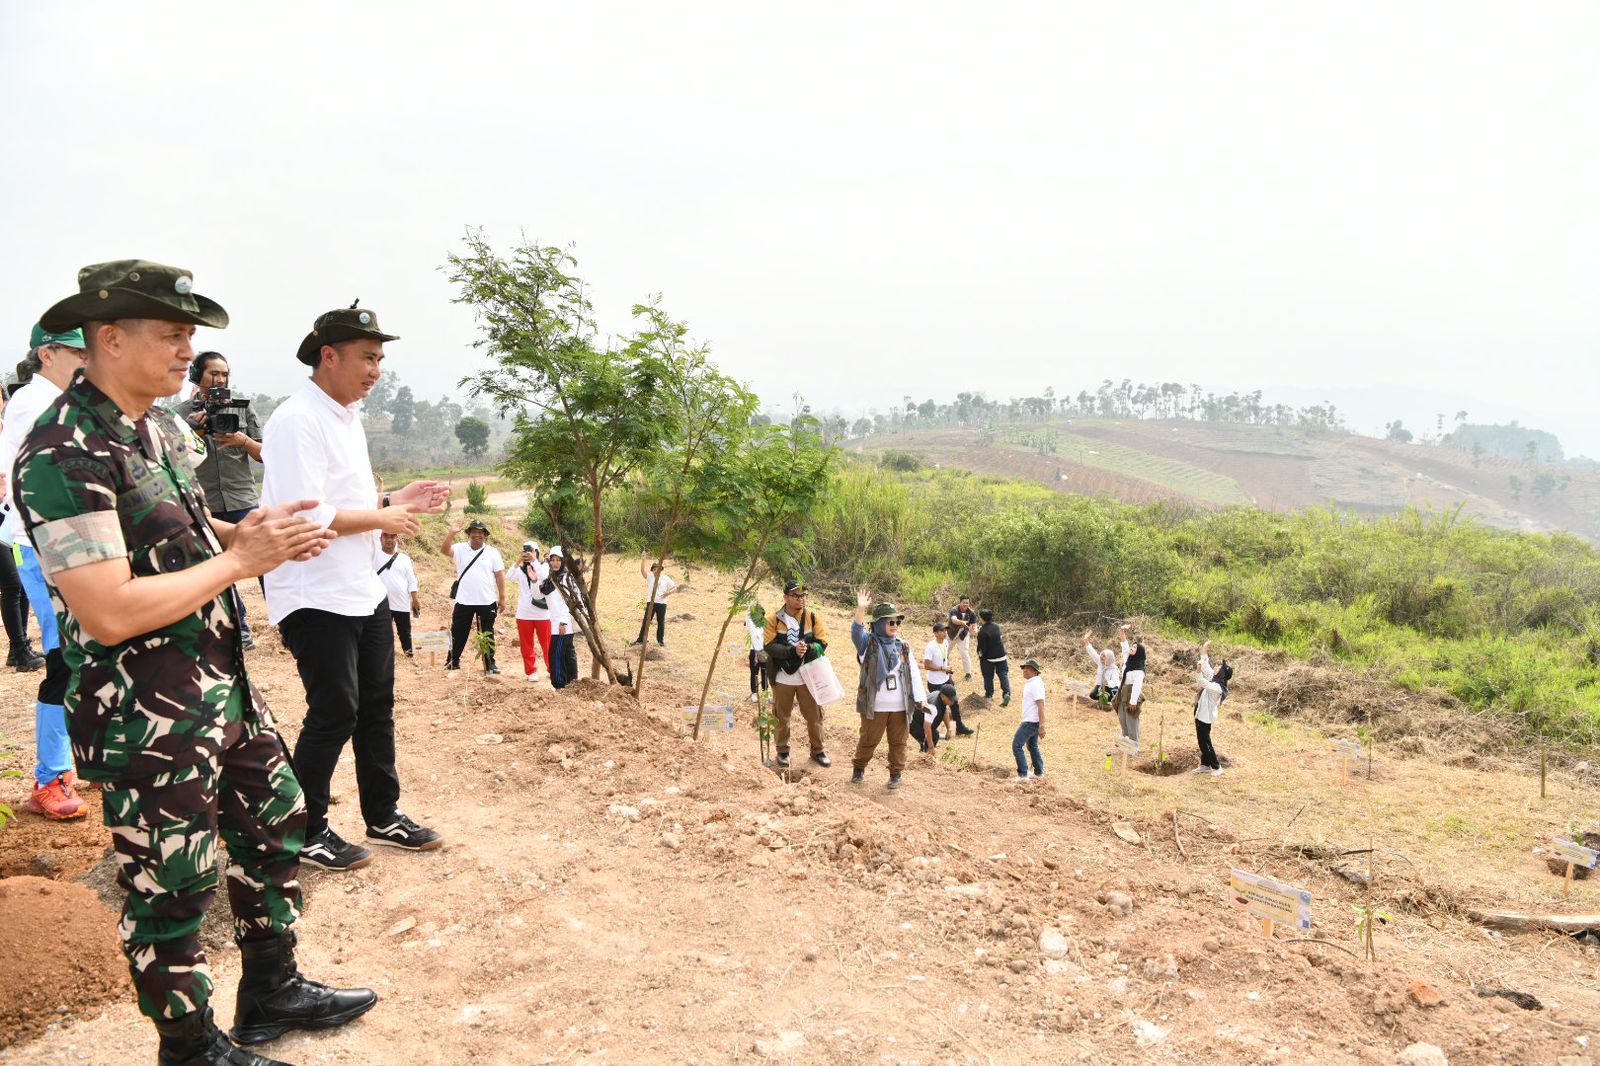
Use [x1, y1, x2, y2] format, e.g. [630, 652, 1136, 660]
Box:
[3, 555, 1599, 1064]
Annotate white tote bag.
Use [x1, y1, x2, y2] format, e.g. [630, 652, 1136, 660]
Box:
[798, 655, 846, 708]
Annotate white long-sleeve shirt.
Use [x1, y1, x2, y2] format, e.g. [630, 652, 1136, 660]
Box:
[0, 377, 63, 545]
[1085, 642, 1121, 690]
[262, 380, 383, 624]
[511, 560, 550, 621]
[1195, 671, 1224, 724]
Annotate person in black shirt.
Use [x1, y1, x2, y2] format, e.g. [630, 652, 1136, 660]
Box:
[947, 596, 977, 681]
[976, 608, 1011, 707]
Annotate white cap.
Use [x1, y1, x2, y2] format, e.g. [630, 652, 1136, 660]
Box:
[548, 545, 564, 558]
[523, 540, 539, 552]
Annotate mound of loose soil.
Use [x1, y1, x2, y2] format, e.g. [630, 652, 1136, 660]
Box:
[0, 877, 127, 1048]
[0, 789, 107, 881]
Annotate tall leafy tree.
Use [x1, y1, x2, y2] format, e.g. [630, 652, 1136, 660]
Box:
[454, 415, 490, 458]
[447, 231, 666, 682]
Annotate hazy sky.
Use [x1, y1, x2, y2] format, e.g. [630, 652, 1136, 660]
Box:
[4, 3, 1595, 453]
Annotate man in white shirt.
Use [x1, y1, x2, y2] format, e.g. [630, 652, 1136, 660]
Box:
[0, 324, 86, 819]
[1012, 657, 1047, 782]
[263, 305, 450, 872]
[916, 621, 953, 750]
[440, 519, 506, 673]
[374, 532, 420, 657]
[631, 550, 679, 648]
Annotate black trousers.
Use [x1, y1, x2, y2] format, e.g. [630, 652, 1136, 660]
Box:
[390, 610, 412, 655]
[0, 546, 28, 650]
[279, 601, 400, 836]
[449, 602, 497, 666]
[638, 601, 666, 644]
[981, 659, 1011, 699]
[1196, 718, 1220, 770]
[748, 651, 769, 695]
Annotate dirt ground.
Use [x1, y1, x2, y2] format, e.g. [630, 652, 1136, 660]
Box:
[3, 541, 1600, 1064]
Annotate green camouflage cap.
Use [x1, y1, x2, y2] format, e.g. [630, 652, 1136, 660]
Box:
[870, 601, 904, 622]
[29, 324, 85, 350]
[464, 518, 491, 534]
[295, 302, 399, 366]
[39, 260, 228, 333]
[1020, 657, 1042, 673]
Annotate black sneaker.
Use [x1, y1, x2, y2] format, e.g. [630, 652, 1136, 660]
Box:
[957, 727, 976, 736]
[366, 811, 443, 851]
[445, 661, 460, 671]
[850, 769, 864, 784]
[487, 662, 501, 675]
[963, 673, 972, 681]
[301, 828, 373, 872]
[1000, 695, 1011, 708]
[811, 751, 831, 768]
[240, 633, 256, 651]
[887, 775, 903, 790]
[775, 752, 791, 768]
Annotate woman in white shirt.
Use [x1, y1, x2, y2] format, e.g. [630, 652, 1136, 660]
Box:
[540, 547, 583, 689]
[511, 540, 551, 683]
[1193, 644, 1231, 777]
[1082, 630, 1121, 706]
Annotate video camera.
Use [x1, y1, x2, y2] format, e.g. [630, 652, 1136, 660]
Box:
[200, 387, 251, 437]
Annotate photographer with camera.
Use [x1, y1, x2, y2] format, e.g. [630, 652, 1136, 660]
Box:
[176, 351, 264, 647]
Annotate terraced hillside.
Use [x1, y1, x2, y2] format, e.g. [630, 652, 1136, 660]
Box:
[857, 420, 1600, 540]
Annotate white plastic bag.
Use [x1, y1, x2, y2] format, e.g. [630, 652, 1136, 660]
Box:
[798, 655, 845, 708]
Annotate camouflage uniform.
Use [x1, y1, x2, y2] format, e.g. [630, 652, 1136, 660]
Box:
[16, 374, 304, 1022]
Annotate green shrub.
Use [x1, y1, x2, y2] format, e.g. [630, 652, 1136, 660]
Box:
[464, 482, 491, 514]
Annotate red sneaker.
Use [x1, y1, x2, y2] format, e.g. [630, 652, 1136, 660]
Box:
[26, 774, 86, 820]
[64, 769, 99, 792]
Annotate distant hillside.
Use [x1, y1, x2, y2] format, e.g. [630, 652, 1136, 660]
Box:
[851, 419, 1600, 541]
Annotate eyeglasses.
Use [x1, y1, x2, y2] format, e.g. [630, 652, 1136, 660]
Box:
[883, 619, 901, 627]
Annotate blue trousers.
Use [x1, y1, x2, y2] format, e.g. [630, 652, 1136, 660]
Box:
[1012, 720, 1043, 778]
[19, 544, 69, 786]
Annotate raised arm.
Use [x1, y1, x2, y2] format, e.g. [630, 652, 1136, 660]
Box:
[439, 525, 460, 560]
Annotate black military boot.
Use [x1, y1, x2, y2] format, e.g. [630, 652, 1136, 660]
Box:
[229, 930, 377, 1045]
[10, 640, 43, 672]
[155, 1007, 293, 1065]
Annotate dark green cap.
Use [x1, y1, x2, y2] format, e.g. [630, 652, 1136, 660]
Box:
[1020, 657, 1042, 673]
[870, 601, 904, 622]
[295, 302, 399, 366]
[29, 324, 85, 350]
[464, 519, 491, 534]
[39, 260, 228, 333]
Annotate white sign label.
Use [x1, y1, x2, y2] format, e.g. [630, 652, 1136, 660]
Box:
[683, 705, 736, 732]
[413, 630, 450, 653]
[1554, 838, 1599, 869]
[1331, 739, 1362, 762]
[1229, 868, 1312, 930]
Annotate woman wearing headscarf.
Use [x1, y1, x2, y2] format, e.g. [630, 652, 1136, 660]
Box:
[1082, 629, 1121, 707]
[540, 546, 583, 689]
[849, 587, 930, 790]
[1193, 644, 1232, 777]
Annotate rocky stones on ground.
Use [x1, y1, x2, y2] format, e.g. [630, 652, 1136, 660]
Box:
[607, 804, 642, 822]
[752, 1030, 805, 1057]
[1112, 821, 1142, 845]
[1038, 927, 1070, 960]
[1396, 1043, 1448, 1066]
[659, 832, 683, 850]
[1097, 890, 1134, 917]
[1407, 979, 1445, 1007]
[1132, 1019, 1168, 1046]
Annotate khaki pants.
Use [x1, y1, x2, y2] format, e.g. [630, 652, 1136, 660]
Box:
[954, 633, 974, 677]
[772, 682, 824, 755]
[853, 710, 909, 776]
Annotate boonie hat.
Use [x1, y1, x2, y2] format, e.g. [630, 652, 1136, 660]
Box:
[465, 519, 490, 534]
[29, 324, 85, 350]
[870, 602, 904, 622]
[1020, 657, 1042, 673]
[39, 260, 228, 333]
[295, 302, 399, 366]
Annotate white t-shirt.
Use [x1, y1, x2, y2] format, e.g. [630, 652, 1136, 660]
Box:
[1021, 674, 1046, 724]
[924, 639, 951, 685]
[0, 376, 63, 545]
[451, 542, 505, 606]
[262, 381, 383, 623]
[511, 560, 550, 620]
[645, 572, 677, 604]
[870, 641, 928, 713]
[372, 546, 418, 613]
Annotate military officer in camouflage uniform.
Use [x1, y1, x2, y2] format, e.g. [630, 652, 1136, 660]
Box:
[20, 261, 378, 1066]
